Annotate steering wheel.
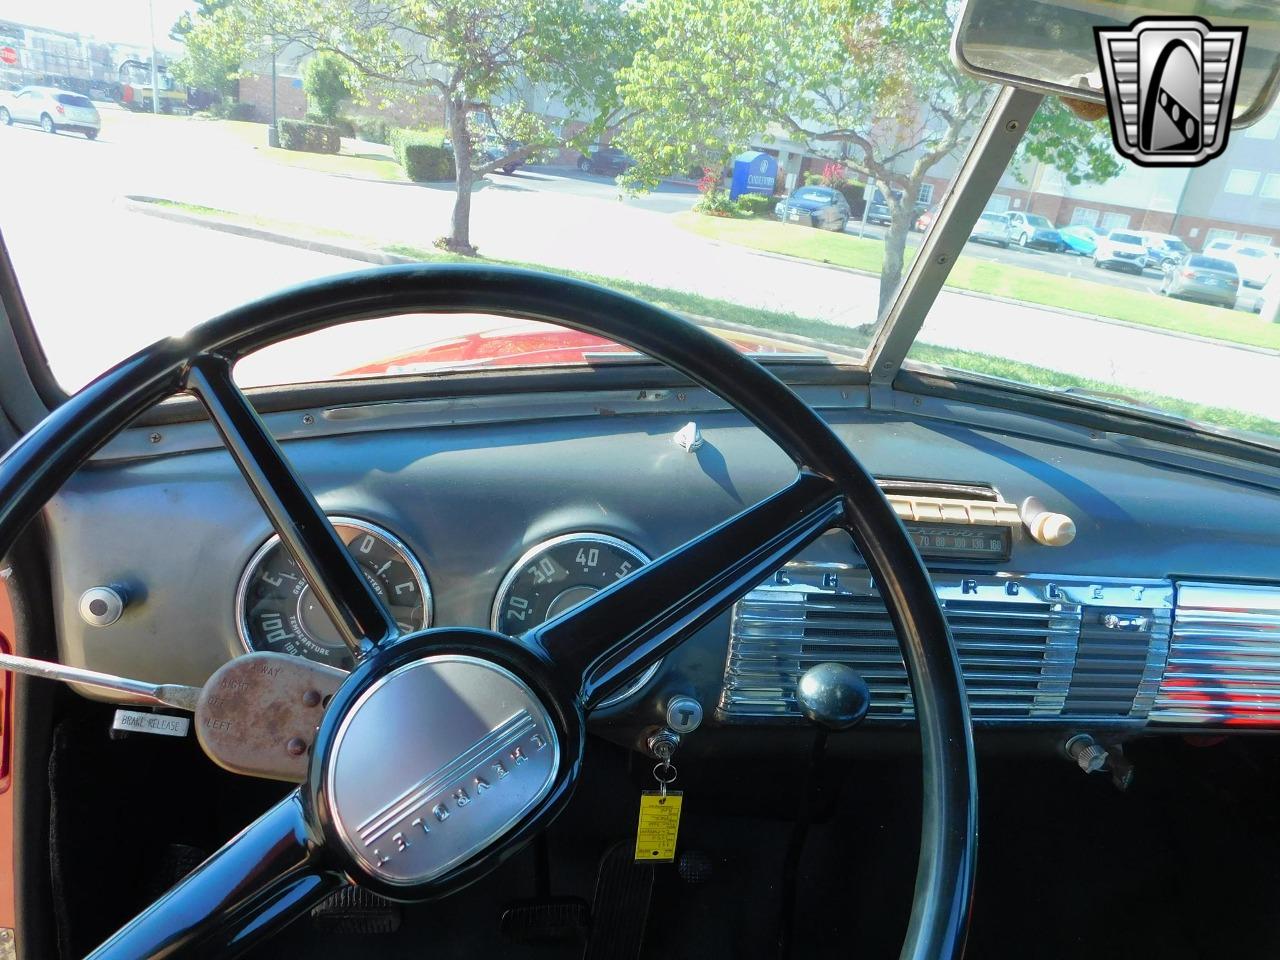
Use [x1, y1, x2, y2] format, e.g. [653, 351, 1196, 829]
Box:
[0, 265, 976, 959]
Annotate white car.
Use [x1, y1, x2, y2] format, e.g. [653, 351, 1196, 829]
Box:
[1201, 239, 1278, 291]
[0, 86, 101, 138]
[1092, 229, 1149, 274]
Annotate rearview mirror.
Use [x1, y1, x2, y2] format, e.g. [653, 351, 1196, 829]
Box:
[952, 0, 1280, 128]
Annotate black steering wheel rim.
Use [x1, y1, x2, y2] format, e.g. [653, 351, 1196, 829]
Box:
[0, 263, 976, 959]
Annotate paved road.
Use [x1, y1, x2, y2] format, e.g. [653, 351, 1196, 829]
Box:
[493, 166, 699, 215]
[2, 107, 1277, 422]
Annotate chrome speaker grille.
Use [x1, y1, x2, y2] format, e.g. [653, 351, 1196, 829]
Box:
[1151, 582, 1280, 726]
[718, 567, 1172, 724]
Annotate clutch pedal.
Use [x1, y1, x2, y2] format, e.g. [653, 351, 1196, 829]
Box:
[310, 885, 402, 935]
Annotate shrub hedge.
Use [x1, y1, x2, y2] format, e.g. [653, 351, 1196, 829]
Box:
[390, 127, 455, 182]
[734, 192, 774, 217]
[354, 116, 392, 144]
[276, 117, 340, 154]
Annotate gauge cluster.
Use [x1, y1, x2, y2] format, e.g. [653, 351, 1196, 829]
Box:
[492, 533, 659, 708]
[236, 517, 432, 670]
[234, 523, 659, 708]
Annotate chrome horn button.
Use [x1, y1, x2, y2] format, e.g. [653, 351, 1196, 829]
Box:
[325, 654, 560, 885]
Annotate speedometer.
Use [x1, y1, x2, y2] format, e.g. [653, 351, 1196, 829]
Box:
[492, 533, 658, 707]
[236, 517, 431, 669]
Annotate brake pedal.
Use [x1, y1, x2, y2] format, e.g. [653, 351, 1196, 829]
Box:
[310, 885, 401, 934]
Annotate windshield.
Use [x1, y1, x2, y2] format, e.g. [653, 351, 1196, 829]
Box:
[2, 0, 1280, 447]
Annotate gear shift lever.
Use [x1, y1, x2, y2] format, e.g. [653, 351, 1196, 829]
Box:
[778, 663, 871, 959]
[795, 662, 871, 731]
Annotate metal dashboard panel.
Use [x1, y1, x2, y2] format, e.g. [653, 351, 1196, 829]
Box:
[719, 565, 1173, 725]
[1151, 581, 1280, 726]
[36, 391, 1280, 721]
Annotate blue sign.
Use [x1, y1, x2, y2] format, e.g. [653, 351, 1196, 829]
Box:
[729, 151, 778, 201]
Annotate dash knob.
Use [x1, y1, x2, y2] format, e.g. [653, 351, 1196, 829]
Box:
[796, 663, 870, 731]
[79, 586, 126, 627]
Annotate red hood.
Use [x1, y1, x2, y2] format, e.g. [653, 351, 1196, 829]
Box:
[339, 322, 839, 377]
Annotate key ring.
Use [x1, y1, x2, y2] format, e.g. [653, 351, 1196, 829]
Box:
[653, 760, 678, 799]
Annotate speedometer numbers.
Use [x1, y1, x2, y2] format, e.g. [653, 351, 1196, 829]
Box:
[236, 518, 431, 669]
[492, 533, 658, 707]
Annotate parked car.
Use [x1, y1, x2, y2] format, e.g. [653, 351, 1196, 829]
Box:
[1160, 253, 1240, 308]
[1059, 225, 1101, 257]
[577, 146, 633, 176]
[1093, 229, 1150, 273]
[479, 139, 525, 175]
[866, 188, 927, 227]
[969, 211, 1012, 247]
[1201, 239, 1279, 291]
[1139, 232, 1191, 268]
[913, 208, 937, 232]
[774, 185, 850, 231]
[0, 86, 100, 138]
[1004, 211, 1064, 251]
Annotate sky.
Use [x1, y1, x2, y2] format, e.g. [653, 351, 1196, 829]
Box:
[0, 0, 195, 50]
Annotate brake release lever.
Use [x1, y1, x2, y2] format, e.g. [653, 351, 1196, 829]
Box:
[0, 650, 346, 782]
[0, 650, 202, 711]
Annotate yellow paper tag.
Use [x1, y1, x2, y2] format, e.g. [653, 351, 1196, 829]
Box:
[635, 790, 683, 862]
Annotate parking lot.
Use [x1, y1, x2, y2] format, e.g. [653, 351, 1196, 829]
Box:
[845, 218, 1263, 310]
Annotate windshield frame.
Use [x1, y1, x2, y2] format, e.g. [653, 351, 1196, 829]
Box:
[864, 87, 1041, 385]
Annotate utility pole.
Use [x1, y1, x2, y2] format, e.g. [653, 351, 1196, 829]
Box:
[267, 37, 279, 147]
[148, 0, 160, 115]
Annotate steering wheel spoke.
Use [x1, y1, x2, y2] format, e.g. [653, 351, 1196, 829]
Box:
[529, 471, 844, 709]
[87, 791, 344, 959]
[186, 354, 397, 657]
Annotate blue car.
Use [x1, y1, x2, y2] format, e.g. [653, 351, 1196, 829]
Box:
[773, 186, 851, 231]
[1059, 225, 1101, 257]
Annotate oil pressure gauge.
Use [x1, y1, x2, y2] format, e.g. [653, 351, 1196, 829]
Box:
[236, 517, 431, 669]
[492, 532, 658, 708]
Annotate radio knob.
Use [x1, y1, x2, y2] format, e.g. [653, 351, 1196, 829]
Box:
[1019, 496, 1077, 547]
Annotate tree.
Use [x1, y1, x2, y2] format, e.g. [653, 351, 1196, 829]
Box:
[195, 0, 630, 254]
[171, 0, 242, 101]
[303, 52, 351, 122]
[617, 0, 1121, 316]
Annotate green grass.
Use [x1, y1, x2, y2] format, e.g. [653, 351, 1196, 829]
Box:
[204, 118, 404, 180]
[384, 243, 876, 349]
[147, 199, 374, 243]
[676, 212, 1280, 352]
[910, 344, 1280, 439]
[256, 144, 404, 181]
[131, 198, 1279, 441]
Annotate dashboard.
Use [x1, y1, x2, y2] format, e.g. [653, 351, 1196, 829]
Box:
[39, 380, 1280, 752]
